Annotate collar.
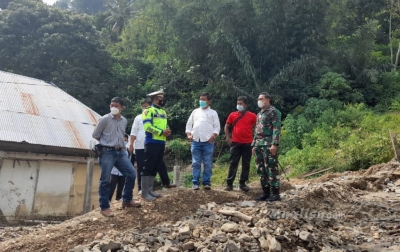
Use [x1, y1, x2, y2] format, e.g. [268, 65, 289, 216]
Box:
[261, 105, 271, 113]
[110, 113, 122, 120]
[152, 104, 161, 109]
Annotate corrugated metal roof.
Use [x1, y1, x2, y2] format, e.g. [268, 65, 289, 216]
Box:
[0, 70, 102, 150]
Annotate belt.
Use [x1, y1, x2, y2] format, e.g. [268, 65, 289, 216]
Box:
[103, 146, 125, 151]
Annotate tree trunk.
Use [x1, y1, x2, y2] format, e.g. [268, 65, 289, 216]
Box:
[390, 13, 394, 67]
[394, 41, 400, 71]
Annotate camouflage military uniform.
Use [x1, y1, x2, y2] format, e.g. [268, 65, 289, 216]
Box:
[251, 105, 281, 188]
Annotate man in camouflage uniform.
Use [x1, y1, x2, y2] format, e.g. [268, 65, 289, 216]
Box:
[251, 92, 282, 202]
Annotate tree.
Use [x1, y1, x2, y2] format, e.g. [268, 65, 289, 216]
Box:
[105, 0, 136, 33]
[0, 0, 114, 113]
[52, 0, 71, 10]
[0, 0, 14, 9]
[71, 0, 107, 15]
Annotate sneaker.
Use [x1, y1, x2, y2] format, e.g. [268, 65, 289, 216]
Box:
[192, 184, 199, 190]
[224, 185, 233, 191]
[239, 184, 250, 192]
[203, 184, 211, 190]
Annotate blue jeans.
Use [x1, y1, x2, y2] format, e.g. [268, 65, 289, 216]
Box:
[99, 148, 136, 210]
[191, 141, 214, 186]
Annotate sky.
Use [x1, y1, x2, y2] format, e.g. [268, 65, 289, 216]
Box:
[43, 0, 57, 5]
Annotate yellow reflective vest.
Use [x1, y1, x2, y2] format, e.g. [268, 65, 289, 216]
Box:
[142, 105, 167, 144]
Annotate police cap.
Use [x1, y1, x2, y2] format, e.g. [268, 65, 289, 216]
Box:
[146, 89, 164, 98]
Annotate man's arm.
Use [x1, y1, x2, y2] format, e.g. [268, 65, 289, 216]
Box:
[129, 117, 139, 151]
[129, 133, 136, 154]
[142, 109, 163, 136]
[92, 116, 108, 141]
[271, 110, 281, 146]
[224, 123, 232, 145]
[185, 110, 194, 139]
[270, 109, 282, 156]
[224, 113, 234, 144]
[213, 111, 221, 136]
[208, 111, 220, 143]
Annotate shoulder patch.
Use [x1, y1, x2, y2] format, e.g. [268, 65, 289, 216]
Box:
[144, 110, 150, 116]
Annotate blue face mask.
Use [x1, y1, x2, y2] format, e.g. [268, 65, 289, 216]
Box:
[237, 105, 244, 111]
[199, 100, 207, 108]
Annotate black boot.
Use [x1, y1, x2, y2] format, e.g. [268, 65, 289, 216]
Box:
[239, 184, 250, 192]
[267, 187, 281, 202]
[255, 187, 270, 201]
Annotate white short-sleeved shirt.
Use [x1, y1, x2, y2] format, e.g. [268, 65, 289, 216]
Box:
[130, 114, 146, 150]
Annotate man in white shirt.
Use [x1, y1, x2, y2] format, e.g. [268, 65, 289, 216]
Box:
[129, 100, 150, 193]
[129, 100, 176, 193]
[185, 92, 220, 190]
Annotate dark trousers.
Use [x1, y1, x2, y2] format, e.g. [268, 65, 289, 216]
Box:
[109, 175, 125, 201]
[142, 143, 165, 177]
[134, 149, 145, 190]
[226, 143, 252, 185]
[159, 160, 171, 186]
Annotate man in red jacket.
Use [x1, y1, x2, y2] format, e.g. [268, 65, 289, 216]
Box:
[224, 96, 257, 191]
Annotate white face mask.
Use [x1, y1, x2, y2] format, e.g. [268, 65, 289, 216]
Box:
[257, 100, 265, 108]
[110, 107, 120, 115]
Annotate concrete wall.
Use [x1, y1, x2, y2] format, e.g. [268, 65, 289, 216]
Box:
[33, 161, 73, 215]
[68, 163, 100, 214]
[0, 159, 37, 217]
[0, 157, 101, 218]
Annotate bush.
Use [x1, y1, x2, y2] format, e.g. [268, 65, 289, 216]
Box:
[281, 104, 400, 176]
[166, 138, 191, 164]
[216, 152, 230, 164]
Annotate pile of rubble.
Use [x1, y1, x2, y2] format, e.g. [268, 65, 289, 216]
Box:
[0, 226, 27, 242]
[2, 159, 400, 252]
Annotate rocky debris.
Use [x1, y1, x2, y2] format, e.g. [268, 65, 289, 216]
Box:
[220, 223, 239, 233]
[299, 231, 312, 242]
[0, 223, 52, 242]
[2, 159, 400, 252]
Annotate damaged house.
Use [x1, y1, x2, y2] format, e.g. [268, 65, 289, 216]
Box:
[0, 70, 102, 221]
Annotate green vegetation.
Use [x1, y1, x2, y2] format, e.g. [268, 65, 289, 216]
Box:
[1, 0, 400, 177]
[281, 104, 400, 176]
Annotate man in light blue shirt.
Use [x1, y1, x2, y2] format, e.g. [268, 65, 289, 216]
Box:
[92, 97, 141, 217]
[109, 134, 130, 201]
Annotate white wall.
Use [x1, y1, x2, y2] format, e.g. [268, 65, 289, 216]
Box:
[33, 161, 73, 215]
[0, 159, 37, 216]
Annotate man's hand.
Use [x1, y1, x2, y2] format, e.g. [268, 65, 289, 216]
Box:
[226, 137, 232, 146]
[270, 144, 278, 156]
[128, 145, 134, 155]
[187, 133, 193, 140]
[252, 147, 256, 157]
[208, 134, 217, 143]
[163, 129, 172, 136]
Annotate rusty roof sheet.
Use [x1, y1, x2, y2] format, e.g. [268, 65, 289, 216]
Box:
[0, 70, 102, 150]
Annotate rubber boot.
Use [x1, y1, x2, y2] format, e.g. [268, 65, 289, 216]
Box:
[255, 186, 270, 201]
[148, 176, 161, 198]
[141, 176, 155, 201]
[267, 187, 281, 202]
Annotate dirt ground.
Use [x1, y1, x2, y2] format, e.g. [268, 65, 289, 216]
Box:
[1, 159, 400, 252]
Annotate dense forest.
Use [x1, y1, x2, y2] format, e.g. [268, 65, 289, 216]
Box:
[1, 0, 400, 175]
